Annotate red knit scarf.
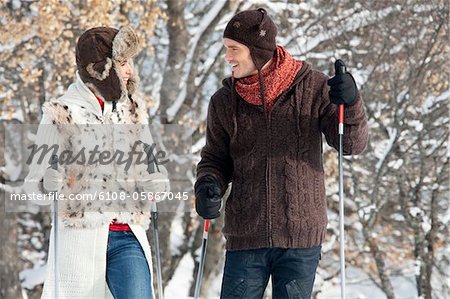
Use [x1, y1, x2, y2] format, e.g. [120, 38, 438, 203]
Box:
[235, 46, 302, 111]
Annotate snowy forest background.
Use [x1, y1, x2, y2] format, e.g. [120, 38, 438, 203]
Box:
[0, 0, 448, 298]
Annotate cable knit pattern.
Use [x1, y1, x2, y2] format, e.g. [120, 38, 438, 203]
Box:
[197, 61, 369, 250]
[223, 100, 261, 237]
[285, 87, 308, 242]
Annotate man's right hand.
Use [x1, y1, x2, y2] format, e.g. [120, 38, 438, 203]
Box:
[195, 175, 222, 219]
[43, 168, 64, 192]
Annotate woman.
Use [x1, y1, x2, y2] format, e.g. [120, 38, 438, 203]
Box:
[25, 26, 168, 298]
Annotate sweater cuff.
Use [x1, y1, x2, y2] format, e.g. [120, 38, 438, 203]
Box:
[344, 92, 365, 123]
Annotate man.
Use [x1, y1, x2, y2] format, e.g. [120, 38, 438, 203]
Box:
[195, 8, 368, 299]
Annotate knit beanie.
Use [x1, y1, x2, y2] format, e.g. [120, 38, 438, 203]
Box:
[223, 8, 277, 70]
[76, 26, 140, 102]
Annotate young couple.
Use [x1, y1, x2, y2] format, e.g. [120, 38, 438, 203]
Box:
[30, 7, 367, 299]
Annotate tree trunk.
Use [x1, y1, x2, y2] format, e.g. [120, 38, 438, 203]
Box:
[0, 206, 22, 298]
[160, 0, 189, 123]
[363, 228, 396, 299]
[0, 122, 22, 299]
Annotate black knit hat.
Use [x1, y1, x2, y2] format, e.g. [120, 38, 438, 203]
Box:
[76, 26, 139, 102]
[223, 8, 277, 70]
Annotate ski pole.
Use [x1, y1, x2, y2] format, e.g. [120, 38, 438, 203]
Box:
[143, 143, 164, 299]
[151, 201, 163, 299]
[194, 219, 210, 299]
[335, 59, 346, 299]
[50, 154, 59, 299]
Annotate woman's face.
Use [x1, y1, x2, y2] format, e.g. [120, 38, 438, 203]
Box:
[117, 60, 133, 83]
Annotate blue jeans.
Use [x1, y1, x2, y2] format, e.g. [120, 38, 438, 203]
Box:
[220, 246, 321, 299]
[106, 231, 152, 299]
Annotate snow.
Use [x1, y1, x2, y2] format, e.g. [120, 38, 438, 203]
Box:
[421, 215, 431, 233]
[391, 213, 406, 221]
[2, 124, 24, 181]
[170, 209, 187, 255]
[166, 83, 187, 121]
[349, 37, 361, 47]
[409, 120, 423, 132]
[164, 254, 195, 298]
[408, 207, 422, 217]
[352, 66, 372, 87]
[19, 265, 46, 290]
[166, 0, 227, 122]
[205, 269, 223, 299]
[192, 137, 206, 154]
[387, 158, 404, 169]
[421, 89, 449, 114]
[375, 127, 398, 172]
[317, 266, 418, 299]
[286, 6, 396, 54]
[412, 4, 446, 13]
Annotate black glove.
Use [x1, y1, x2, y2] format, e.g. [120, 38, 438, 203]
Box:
[195, 176, 222, 219]
[327, 71, 358, 106]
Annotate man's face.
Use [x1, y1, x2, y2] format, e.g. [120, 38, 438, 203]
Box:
[223, 38, 258, 79]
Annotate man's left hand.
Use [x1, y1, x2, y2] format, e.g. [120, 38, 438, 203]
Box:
[327, 72, 358, 106]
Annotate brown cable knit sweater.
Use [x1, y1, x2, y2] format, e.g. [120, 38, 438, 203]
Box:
[196, 62, 369, 250]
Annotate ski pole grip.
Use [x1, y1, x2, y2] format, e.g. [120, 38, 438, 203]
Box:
[335, 59, 346, 75]
[50, 154, 58, 170]
[334, 60, 346, 131]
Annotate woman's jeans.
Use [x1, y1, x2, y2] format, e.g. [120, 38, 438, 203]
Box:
[106, 231, 152, 299]
[220, 246, 321, 299]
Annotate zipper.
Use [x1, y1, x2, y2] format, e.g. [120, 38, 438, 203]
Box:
[265, 92, 288, 247]
[266, 108, 272, 247]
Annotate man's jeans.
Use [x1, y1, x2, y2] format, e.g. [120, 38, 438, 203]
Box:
[220, 246, 321, 299]
[106, 231, 152, 299]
